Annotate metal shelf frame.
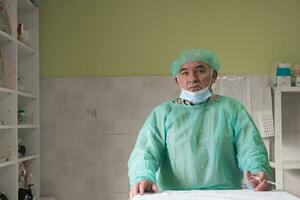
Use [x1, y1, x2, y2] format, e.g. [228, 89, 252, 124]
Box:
[273, 86, 300, 189]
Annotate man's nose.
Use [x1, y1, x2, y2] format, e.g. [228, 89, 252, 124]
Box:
[187, 71, 199, 82]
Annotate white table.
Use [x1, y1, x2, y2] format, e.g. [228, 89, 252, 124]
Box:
[133, 190, 300, 200]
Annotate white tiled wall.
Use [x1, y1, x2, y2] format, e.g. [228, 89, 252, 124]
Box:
[40, 77, 178, 200]
[40, 76, 300, 199]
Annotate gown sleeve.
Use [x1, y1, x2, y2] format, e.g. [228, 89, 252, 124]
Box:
[234, 104, 271, 177]
[128, 109, 166, 187]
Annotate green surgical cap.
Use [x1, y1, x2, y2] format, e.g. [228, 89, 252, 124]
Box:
[170, 49, 220, 76]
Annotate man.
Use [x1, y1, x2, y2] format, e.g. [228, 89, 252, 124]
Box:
[128, 49, 270, 199]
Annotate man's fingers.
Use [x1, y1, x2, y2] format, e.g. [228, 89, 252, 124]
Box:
[245, 170, 270, 191]
[246, 170, 257, 186]
[250, 179, 258, 188]
[245, 170, 259, 188]
[129, 190, 133, 200]
[130, 181, 158, 199]
[246, 170, 252, 181]
[254, 179, 268, 191]
[139, 182, 145, 194]
[152, 184, 158, 192]
[132, 183, 139, 196]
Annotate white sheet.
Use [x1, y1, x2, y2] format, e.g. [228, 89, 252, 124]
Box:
[133, 190, 300, 200]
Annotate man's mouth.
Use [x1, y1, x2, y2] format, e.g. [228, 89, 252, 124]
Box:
[189, 86, 201, 89]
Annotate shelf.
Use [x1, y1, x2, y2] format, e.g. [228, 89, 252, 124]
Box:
[0, 0, 39, 198]
[0, 160, 15, 168]
[269, 160, 300, 169]
[283, 160, 300, 169]
[0, 89, 14, 100]
[18, 155, 38, 162]
[18, 40, 34, 52]
[18, 0, 36, 12]
[273, 86, 300, 93]
[0, 87, 15, 94]
[18, 41, 35, 62]
[0, 125, 15, 129]
[18, 124, 37, 129]
[0, 91, 16, 126]
[0, 30, 14, 46]
[18, 90, 37, 98]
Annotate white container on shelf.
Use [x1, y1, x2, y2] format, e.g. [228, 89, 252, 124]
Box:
[276, 63, 291, 86]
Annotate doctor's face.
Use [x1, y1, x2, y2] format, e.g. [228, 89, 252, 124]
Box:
[175, 61, 215, 92]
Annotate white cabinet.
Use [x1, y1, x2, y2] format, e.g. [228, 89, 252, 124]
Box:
[0, 0, 39, 199]
[271, 86, 300, 190]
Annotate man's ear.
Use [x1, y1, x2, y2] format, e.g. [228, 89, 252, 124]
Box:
[175, 77, 179, 85]
[212, 71, 218, 83]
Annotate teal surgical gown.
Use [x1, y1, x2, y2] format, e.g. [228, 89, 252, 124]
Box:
[128, 95, 270, 190]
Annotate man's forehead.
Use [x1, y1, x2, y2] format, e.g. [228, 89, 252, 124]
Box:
[180, 61, 210, 70]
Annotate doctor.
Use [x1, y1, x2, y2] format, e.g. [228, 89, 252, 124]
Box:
[128, 49, 270, 199]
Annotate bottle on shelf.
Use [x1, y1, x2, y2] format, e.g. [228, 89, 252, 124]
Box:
[292, 64, 300, 87]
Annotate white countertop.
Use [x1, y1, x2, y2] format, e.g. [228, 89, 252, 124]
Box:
[133, 190, 300, 200]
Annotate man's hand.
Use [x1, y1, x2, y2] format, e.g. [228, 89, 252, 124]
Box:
[245, 170, 270, 191]
[129, 180, 158, 199]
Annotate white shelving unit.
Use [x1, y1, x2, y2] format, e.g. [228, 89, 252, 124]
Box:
[271, 86, 300, 189]
[0, 0, 39, 199]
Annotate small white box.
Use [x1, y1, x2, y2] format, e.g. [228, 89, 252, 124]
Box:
[277, 76, 291, 86]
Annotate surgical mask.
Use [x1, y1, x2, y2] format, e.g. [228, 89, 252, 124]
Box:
[179, 87, 212, 104]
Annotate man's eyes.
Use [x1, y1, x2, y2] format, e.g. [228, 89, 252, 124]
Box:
[179, 68, 208, 76]
[180, 71, 189, 75]
[196, 69, 206, 73]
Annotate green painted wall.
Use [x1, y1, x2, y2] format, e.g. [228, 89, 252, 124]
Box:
[40, 0, 300, 77]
